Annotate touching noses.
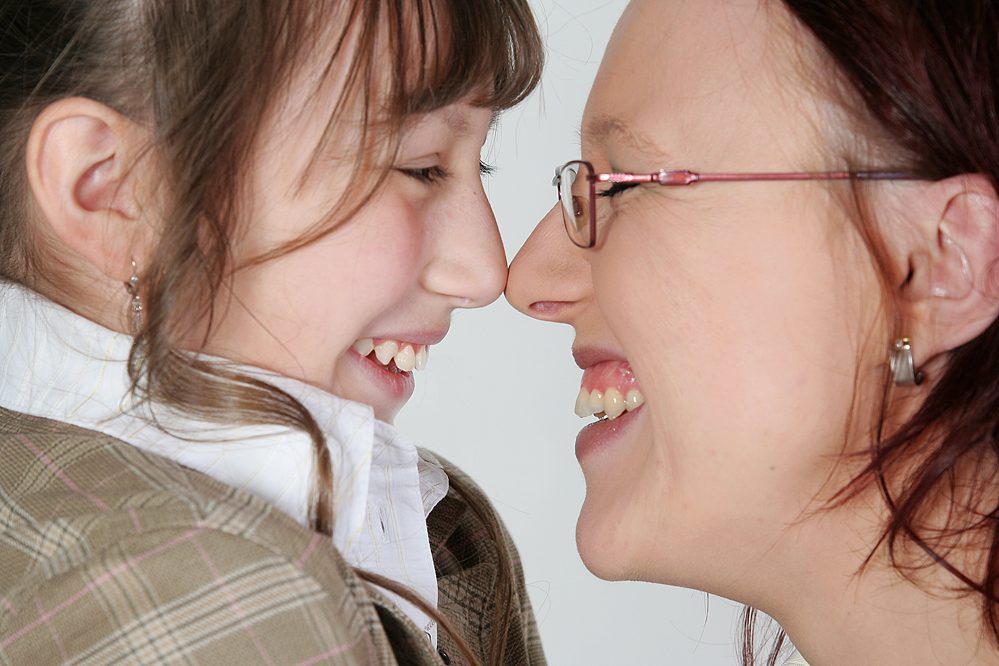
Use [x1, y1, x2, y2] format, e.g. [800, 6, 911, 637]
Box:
[422, 179, 507, 309]
[506, 203, 593, 322]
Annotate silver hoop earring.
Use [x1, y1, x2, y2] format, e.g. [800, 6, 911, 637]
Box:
[123, 259, 143, 333]
[890, 338, 924, 386]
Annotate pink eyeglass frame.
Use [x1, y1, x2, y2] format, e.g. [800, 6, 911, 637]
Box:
[554, 159, 920, 248]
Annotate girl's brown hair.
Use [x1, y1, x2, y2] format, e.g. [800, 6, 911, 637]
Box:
[0, 2, 543, 665]
[743, 1, 999, 663]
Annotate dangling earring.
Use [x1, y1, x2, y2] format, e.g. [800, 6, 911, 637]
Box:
[123, 259, 144, 333]
[890, 338, 924, 386]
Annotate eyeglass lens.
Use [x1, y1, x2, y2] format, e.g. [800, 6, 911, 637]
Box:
[558, 161, 593, 247]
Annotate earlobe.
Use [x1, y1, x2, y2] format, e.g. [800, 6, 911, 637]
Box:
[25, 97, 151, 282]
[898, 174, 999, 364]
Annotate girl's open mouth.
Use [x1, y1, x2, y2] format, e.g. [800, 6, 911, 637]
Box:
[352, 338, 429, 375]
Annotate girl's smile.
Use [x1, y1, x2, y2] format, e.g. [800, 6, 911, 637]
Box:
[196, 96, 505, 423]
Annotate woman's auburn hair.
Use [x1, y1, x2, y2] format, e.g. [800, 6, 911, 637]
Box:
[745, 0, 999, 664]
[0, 2, 543, 665]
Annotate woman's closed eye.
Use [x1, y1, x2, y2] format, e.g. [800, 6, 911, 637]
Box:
[598, 181, 641, 199]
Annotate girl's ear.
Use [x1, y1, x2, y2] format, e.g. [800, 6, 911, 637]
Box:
[25, 97, 155, 283]
[895, 174, 999, 366]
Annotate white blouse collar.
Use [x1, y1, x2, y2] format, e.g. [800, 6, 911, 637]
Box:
[0, 281, 448, 644]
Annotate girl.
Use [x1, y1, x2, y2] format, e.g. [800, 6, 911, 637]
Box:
[0, 2, 544, 665]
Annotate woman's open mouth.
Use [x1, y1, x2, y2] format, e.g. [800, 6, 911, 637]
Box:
[575, 360, 645, 420]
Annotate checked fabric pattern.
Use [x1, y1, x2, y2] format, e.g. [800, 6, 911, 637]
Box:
[0, 408, 545, 666]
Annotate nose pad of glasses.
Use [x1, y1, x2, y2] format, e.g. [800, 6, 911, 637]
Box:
[571, 196, 587, 231]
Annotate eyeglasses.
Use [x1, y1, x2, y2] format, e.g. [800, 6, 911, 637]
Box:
[553, 160, 920, 248]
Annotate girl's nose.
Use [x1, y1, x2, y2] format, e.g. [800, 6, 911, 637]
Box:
[422, 182, 507, 309]
[507, 203, 593, 323]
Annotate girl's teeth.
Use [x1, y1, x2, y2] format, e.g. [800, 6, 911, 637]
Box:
[353, 338, 375, 356]
[374, 340, 400, 365]
[574, 386, 646, 420]
[353, 338, 429, 372]
[394, 345, 417, 372]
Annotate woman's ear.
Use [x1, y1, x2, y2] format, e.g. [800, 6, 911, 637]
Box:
[25, 97, 155, 283]
[895, 174, 999, 365]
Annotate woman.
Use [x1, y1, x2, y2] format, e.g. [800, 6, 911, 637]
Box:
[508, 0, 999, 664]
[0, 2, 544, 665]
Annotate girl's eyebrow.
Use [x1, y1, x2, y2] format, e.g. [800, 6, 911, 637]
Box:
[403, 106, 475, 138]
[445, 109, 473, 138]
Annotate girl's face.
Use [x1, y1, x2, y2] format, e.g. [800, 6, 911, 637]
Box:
[508, 0, 885, 596]
[198, 79, 505, 423]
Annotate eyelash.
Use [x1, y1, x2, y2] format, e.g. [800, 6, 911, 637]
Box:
[401, 165, 449, 184]
[598, 181, 641, 199]
[400, 161, 494, 183]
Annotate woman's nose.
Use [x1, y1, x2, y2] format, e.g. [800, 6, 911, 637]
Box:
[506, 203, 593, 323]
[421, 182, 507, 309]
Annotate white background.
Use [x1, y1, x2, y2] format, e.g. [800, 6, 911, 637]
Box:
[397, 1, 744, 664]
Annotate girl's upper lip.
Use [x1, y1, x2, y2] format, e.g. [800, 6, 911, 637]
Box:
[572, 345, 629, 370]
[370, 329, 449, 346]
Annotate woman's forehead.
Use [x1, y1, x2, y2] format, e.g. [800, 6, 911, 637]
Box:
[583, 0, 827, 169]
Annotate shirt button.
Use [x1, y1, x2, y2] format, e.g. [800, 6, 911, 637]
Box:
[437, 648, 451, 664]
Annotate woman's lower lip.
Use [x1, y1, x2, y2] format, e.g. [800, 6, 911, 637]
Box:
[349, 348, 415, 402]
[574, 404, 644, 461]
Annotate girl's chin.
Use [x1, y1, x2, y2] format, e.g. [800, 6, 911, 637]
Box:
[336, 348, 416, 422]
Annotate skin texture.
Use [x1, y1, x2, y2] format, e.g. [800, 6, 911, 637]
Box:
[507, 0, 999, 664]
[197, 91, 506, 423]
[27, 84, 506, 425]
[511, 0, 879, 594]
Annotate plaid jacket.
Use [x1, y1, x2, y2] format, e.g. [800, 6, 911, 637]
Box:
[0, 407, 545, 666]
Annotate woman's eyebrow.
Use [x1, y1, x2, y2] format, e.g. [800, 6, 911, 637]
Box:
[583, 114, 671, 163]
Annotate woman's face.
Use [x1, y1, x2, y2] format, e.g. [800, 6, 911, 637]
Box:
[198, 78, 505, 423]
[508, 0, 885, 594]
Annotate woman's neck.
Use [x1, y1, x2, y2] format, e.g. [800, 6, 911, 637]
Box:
[769, 511, 999, 666]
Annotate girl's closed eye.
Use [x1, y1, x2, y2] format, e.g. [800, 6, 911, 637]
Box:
[399, 164, 449, 184]
[399, 159, 495, 184]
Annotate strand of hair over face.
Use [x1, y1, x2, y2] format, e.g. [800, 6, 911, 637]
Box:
[0, 2, 543, 665]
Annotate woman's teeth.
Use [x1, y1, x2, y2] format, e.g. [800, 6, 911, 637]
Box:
[574, 387, 645, 420]
[352, 338, 429, 372]
[577, 359, 644, 420]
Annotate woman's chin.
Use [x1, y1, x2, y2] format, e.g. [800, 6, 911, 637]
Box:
[574, 499, 644, 582]
[572, 406, 660, 580]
